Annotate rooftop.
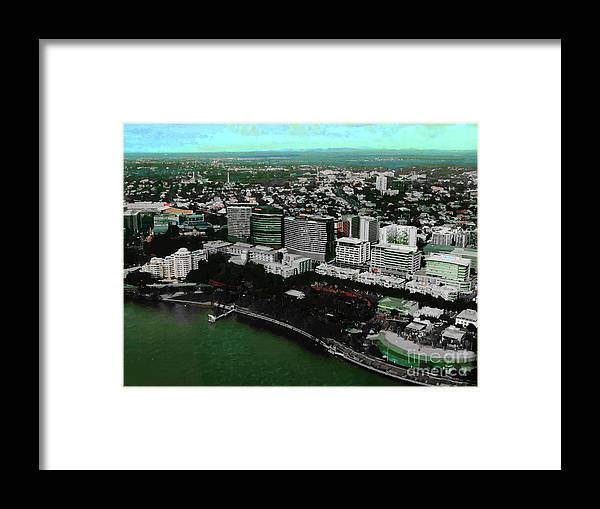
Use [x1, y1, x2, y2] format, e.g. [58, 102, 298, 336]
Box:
[285, 289, 306, 299]
[336, 237, 368, 245]
[425, 253, 471, 267]
[442, 326, 467, 341]
[378, 296, 419, 311]
[457, 309, 478, 320]
[374, 242, 418, 253]
[405, 322, 427, 331]
[419, 306, 444, 317]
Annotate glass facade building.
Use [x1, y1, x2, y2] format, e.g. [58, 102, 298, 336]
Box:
[250, 206, 284, 247]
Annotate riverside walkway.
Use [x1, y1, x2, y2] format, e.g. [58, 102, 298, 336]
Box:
[232, 307, 470, 386]
[160, 299, 471, 386]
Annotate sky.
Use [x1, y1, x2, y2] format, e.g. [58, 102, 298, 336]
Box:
[124, 124, 477, 153]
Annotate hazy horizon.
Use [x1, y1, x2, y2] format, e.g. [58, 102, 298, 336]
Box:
[124, 124, 478, 154]
[125, 147, 477, 155]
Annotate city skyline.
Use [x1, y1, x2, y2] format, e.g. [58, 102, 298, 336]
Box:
[124, 124, 478, 154]
[124, 138, 479, 389]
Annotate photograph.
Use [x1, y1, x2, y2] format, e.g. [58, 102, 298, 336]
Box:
[41, 39, 561, 470]
[123, 124, 478, 387]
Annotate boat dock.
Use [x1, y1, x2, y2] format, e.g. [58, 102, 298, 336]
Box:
[208, 305, 235, 323]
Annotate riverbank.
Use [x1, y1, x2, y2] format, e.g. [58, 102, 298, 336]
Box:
[124, 299, 409, 386]
[232, 306, 468, 386]
[156, 296, 471, 386]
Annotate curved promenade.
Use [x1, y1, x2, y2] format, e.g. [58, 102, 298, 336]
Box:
[162, 297, 472, 386]
[232, 306, 470, 386]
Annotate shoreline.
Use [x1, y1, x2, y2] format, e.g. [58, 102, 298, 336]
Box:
[153, 296, 473, 386]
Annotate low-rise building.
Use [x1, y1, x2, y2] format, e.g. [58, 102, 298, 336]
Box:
[315, 263, 360, 280]
[455, 309, 478, 328]
[416, 306, 445, 319]
[225, 242, 279, 263]
[441, 325, 467, 349]
[203, 240, 232, 254]
[263, 253, 313, 278]
[405, 279, 459, 302]
[377, 297, 419, 316]
[424, 254, 472, 294]
[404, 319, 432, 337]
[356, 271, 405, 289]
[124, 201, 171, 213]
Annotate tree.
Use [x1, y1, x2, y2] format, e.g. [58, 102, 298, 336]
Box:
[125, 270, 153, 287]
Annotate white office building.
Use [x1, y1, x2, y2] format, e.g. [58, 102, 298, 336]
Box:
[375, 175, 388, 192]
[335, 237, 370, 266]
[225, 242, 279, 263]
[263, 253, 313, 278]
[359, 216, 379, 243]
[370, 243, 421, 275]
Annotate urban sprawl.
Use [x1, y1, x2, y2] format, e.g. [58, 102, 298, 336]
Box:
[124, 157, 478, 385]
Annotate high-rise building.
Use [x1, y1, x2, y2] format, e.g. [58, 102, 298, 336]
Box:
[226, 204, 253, 242]
[342, 215, 360, 238]
[335, 237, 370, 266]
[171, 248, 193, 279]
[359, 216, 379, 243]
[370, 243, 421, 275]
[431, 226, 454, 246]
[334, 220, 348, 238]
[250, 205, 284, 247]
[379, 224, 418, 247]
[431, 226, 473, 248]
[375, 175, 388, 192]
[453, 228, 471, 248]
[123, 210, 141, 233]
[284, 215, 335, 262]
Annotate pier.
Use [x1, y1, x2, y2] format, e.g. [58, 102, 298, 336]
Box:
[208, 305, 235, 323]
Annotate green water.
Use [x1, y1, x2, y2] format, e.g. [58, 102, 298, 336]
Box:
[124, 300, 408, 386]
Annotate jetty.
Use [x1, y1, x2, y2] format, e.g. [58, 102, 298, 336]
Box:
[208, 304, 235, 323]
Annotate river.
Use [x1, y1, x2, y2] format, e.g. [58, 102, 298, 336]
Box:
[124, 299, 410, 386]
